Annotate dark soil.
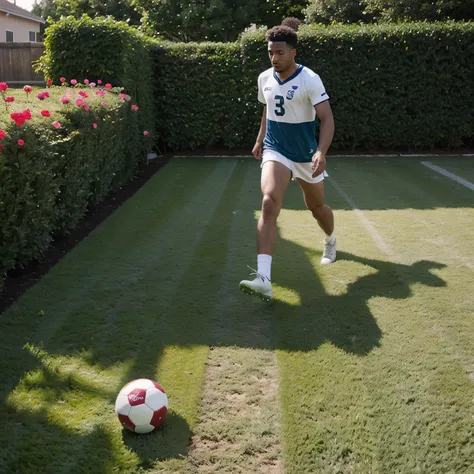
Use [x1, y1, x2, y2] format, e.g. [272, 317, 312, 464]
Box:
[0, 155, 171, 314]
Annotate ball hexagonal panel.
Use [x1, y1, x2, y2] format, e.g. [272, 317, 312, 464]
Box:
[145, 387, 168, 411]
[134, 423, 155, 434]
[128, 403, 154, 427]
[115, 394, 131, 416]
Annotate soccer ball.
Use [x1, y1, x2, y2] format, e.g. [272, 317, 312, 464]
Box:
[115, 378, 168, 434]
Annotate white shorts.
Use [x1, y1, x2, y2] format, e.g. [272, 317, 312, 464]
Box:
[261, 149, 328, 184]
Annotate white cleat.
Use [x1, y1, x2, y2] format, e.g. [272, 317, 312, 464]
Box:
[321, 237, 337, 265]
[239, 268, 272, 301]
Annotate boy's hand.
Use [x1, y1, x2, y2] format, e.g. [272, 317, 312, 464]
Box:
[252, 141, 263, 160]
[311, 151, 326, 177]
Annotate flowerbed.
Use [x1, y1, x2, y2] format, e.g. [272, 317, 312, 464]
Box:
[0, 78, 152, 286]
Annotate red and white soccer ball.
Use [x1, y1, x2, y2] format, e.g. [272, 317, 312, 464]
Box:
[115, 378, 168, 434]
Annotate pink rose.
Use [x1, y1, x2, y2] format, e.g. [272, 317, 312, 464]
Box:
[52, 121, 61, 129]
[18, 139, 25, 146]
[23, 85, 32, 93]
[131, 105, 139, 111]
[70, 79, 77, 85]
[76, 98, 85, 107]
[105, 83, 112, 90]
[84, 79, 89, 85]
[5, 96, 14, 103]
[10, 112, 25, 126]
[41, 110, 51, 117]
[93, 123, 97, 129]
[0, 82, 8, 92]
[60, 77, 66, 83]
[0, 130, 6, 140]
[79, 91, 88, 98]
[10, 110, 30, 126]
[84, 105, 90, 111]
[100, 101, 107, 106]
[143, 130, 149, 136]
[89, 82, 96, 88]
[60, 97, 70, 104]
[97, 80, 102, 85]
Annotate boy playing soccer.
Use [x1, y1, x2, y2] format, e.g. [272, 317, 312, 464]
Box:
[239, 25, 336, 301]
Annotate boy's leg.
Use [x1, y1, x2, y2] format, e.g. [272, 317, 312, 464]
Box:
[257, 160, 292, 256]
[240, 160, 291, 299]
[297, 178, 336, 264]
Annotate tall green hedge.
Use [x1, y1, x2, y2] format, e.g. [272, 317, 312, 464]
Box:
[37, 15, 156, 147]
[37, 18, 474, 151]
[1, 16, 157, 289]
[157, 21, 474, 151]
[295, 22, 474, 150]
[151, 41, 247, 150]
[0, 91, 146, 284]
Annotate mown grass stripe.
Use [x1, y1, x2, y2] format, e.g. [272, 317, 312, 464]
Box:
[421, 161, 474, 191]
[189, 160, 283, 473]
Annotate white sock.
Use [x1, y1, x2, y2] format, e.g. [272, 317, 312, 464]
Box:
[257, 254, 272, 281]
[325, 233, 336, 244]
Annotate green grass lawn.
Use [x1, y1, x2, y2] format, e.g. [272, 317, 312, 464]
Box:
[0, 156, 473, 473]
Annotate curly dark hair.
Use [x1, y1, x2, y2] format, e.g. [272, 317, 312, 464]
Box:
[281, 17, 302, 32]
[265, 25, 298, 48]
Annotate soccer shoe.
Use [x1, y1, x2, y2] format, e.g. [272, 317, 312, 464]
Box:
[239, 268, 272, 301]
[321, 237, 337, 265]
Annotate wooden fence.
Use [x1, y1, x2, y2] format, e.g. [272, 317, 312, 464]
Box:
[0, 42, 45, 86]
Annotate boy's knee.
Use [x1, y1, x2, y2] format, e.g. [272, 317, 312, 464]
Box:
[262, 194, 281, 219]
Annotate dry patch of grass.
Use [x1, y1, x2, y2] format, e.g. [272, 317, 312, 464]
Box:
[189, 348, 282, 473]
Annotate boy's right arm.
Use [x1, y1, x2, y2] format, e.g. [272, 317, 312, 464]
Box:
[252, 106, 267, 160]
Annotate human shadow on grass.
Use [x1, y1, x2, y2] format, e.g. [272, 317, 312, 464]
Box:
[214, 232, 446, 356]
[273, 244, 446, 355]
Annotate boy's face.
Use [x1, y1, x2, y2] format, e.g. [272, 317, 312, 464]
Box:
[268, 41, 296, 73]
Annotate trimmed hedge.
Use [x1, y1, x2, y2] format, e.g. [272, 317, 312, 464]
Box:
[151, 41, 247, 150]
[0, 87, 148, 286]
[158, 21, 474, 151]
[294, 22, 474, 149]
[36, 15, 156, 148]
[1, 16, 158, 287]
[37, 18, 474, 151]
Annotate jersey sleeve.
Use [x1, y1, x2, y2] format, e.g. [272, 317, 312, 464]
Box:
[257, 74, 266, 104]
[307, 74, 329, 106]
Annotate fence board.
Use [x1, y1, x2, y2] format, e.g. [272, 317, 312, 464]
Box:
[0, 43, 45, 85]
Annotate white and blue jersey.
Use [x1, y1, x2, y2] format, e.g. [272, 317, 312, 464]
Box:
[258, 65, 329, 163]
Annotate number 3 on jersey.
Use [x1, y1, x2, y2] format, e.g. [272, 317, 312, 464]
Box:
[274, 95, 285, 116]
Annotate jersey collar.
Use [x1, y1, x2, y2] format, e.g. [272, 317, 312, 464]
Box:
[273, 64, 303, 85]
